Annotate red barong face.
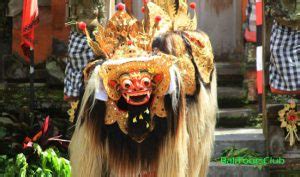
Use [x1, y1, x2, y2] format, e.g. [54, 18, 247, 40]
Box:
[118, 71, 153, 106]
[105, 70, 165, 143]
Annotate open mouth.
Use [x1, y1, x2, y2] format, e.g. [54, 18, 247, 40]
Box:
[130, 95, 147, 102]
[122, 91, 151, 105]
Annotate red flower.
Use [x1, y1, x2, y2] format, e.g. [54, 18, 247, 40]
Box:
[141, 6, 145, 13]
[117, 3, 125, 11]
[77, 22, 86, 31]
[155, 16, 162, 23]
[288, 115, 297, 121]
[127, 40, 133, 45]
[190, 2, 196, 9]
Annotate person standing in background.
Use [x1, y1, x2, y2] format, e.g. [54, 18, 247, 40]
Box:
[64, 0, 109, 122]
[266, 0, 300, 94]
[64, 0, 106, 102]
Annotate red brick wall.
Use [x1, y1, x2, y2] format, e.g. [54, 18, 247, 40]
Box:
[52, 0, 69, 42]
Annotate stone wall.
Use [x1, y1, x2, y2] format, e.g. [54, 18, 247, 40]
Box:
[197, 0, 244, 60]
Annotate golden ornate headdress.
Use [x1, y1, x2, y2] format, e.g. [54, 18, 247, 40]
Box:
[82, 0, 198, 59]
[81, 0, 214, 84]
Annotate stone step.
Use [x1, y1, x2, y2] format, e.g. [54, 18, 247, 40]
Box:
[218, 108, 256, 118]
[214, 53, 244, 62]
[218, 87, 245, 99]
[218, 75, 244, 87]
[216, 62, 245, 87]
[216, 108, 259, 128]
[217, 87, 246, 108]
[213, 128, 265, 159]
[216, 62, 243, 76]
[208, 162, 269, 177]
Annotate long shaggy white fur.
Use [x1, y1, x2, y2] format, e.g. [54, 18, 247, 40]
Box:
[70, 65, 105, 177]
[78, 65, 101, 119]
[157, 67, 188, 177]
[186, 68, 217, 177]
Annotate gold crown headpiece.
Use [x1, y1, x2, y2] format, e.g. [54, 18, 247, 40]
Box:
[82, 0, 198, 59]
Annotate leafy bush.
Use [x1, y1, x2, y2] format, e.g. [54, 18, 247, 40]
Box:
[213, 146, 262, 162]
[0, 144, 71, 177]
[0, 113, 71, 157]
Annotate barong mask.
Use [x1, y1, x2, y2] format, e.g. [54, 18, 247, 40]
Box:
[81, 1, 214, 142]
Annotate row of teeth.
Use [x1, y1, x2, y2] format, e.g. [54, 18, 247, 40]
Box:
[125, 93, 151, 102]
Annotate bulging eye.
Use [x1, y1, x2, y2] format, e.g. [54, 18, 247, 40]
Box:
[122, 79, 133, 89]
[141, 77, 151, 87]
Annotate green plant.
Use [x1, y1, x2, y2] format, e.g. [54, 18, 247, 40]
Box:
[266, 91, 296, 104]
[213, 146, 262, 162]
[0, 112, 71, 157]
[0, 144, 71, 177]
[248, 114, 263, 128]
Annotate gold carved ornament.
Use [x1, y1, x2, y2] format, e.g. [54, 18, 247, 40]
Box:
[278, 100, 300, 146]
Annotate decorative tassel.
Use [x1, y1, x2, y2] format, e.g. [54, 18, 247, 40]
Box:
[139, 114, 144, 120]
[144, 108, 150, 114]
[68, 101, 79, 122]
